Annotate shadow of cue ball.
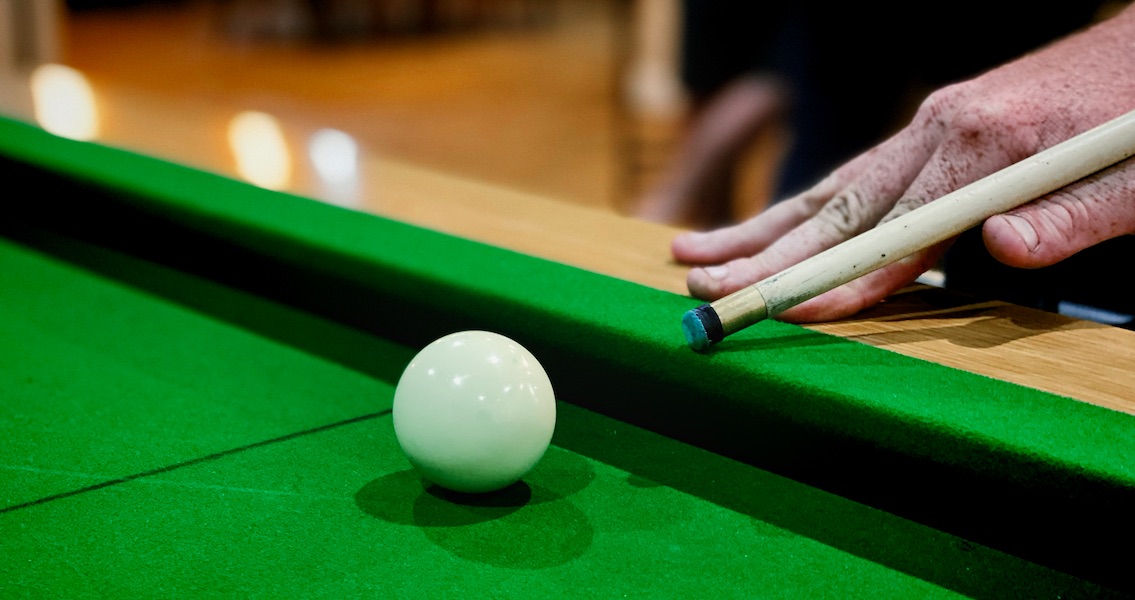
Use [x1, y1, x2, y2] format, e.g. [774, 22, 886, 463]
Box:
[355, 447, 596, 568]
[355, 469, 433, 526]
[355, 470, 592, 569]
[413, 482, 593, 569]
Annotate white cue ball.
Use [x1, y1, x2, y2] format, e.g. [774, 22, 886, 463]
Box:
[392, 330, 556, 493]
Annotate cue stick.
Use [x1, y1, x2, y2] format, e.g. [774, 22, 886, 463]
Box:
[682, 107, 1135, 351]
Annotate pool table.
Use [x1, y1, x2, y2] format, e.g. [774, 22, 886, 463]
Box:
[2, 113, 1134, 598]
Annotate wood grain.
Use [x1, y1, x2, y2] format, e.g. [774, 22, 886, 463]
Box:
[360, 156, 691, 296]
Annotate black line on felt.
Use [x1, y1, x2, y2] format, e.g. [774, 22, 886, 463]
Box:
[0, 410, 391, 515]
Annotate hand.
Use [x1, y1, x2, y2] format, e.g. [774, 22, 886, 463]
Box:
[672, 5, 1135, 323]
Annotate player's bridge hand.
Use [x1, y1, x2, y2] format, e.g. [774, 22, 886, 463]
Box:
[671, 5, 1135, 324]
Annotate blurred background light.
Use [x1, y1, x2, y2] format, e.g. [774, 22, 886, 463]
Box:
[309, 127, 358, 186]
[30, 63, 99, 140]
[309, 127, 362, 207]
[228, 110, 292, 190]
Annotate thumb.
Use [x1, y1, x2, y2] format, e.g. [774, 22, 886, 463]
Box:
[983, 159, 1135, 269]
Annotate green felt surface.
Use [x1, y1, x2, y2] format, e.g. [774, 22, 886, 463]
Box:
[0, 236, 1114, 598]
[1, 116, 1130, 485]
[1, 115, 1134, 594]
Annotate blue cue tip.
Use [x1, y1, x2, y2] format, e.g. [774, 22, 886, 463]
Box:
[682, 304, 723, 352]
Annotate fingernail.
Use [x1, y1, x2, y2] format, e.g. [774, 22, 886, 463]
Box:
[703, 265, 729, 280]
[1003, 215, 1039, 251]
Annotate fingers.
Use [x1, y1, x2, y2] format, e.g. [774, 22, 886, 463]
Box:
[769, 106, 1041, 322]
[670, 12, 1135, 322]
[670, 198, 817, 265]
[984, 157, 1135, 268]
[780, 141, 1134, 323]
[878, 103, 1039, 224]
[670, 127, 914, 267]
[680, 113, 947, 302]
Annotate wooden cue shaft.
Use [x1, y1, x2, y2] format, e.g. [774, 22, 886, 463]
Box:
[712, 108, 1135, 337]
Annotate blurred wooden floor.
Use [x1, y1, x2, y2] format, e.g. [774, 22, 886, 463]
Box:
[59, 0, 638, 210]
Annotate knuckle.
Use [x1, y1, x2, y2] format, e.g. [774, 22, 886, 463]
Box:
[792, 171, 847, 213]
[947, 102, 1044, 160]
[814, 187, 879, 238]
[882, 196, 929, 223]
[916, 83, 967, 127]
